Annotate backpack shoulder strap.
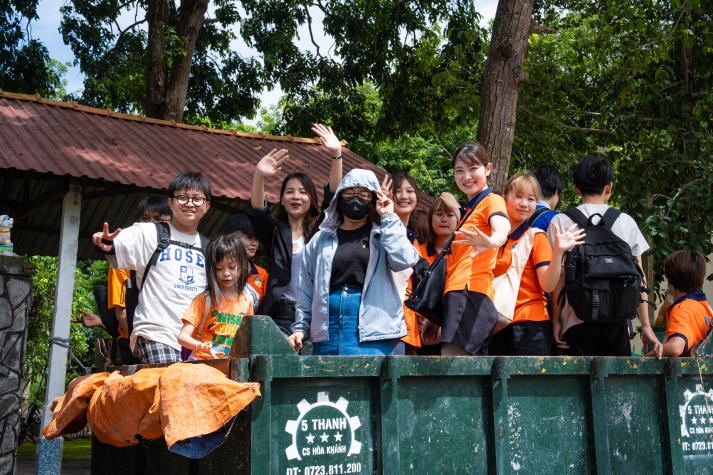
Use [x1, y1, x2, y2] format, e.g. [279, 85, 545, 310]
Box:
[562, 208, 589, 229]
[198, 233, 210, 252]
[139, 221, 171, 290]
[601, 207, 622, 231]
[526, 207, 549, 227]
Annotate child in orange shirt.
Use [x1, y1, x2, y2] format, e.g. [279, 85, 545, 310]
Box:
[443, 142, 510, 356]
[646, 250, 713, 357]
[178, 234, 254, 359]
[413, 192, 461, 354]
[489, 173, 584, 355]
[223, 213, 269, 310]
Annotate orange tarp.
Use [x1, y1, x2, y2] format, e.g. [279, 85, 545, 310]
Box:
[43, 363, 261, 454]
[42, 372, 110, 439]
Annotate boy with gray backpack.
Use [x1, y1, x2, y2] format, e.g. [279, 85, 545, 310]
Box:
[547, 154, 663, 357]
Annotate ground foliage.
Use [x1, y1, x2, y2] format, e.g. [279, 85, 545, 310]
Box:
[23, 257, 108, 407]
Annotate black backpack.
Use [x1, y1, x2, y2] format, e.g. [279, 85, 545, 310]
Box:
[559, 207, 644, 322]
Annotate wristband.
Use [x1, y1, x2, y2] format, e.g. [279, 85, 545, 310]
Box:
[332, 154, 342, 160]
[101, 239, 115, 255]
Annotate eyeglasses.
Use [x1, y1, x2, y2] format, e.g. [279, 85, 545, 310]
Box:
[342, 190, 373, 201]
[173, 194, 207, 206]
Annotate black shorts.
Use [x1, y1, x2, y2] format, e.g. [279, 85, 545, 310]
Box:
[440, 288, 498, 356]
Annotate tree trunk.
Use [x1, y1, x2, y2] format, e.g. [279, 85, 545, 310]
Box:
[165, 0, 208, 123]
[477, 0, 534, 192]
[145, 0, 208, 122]
[145, 0, 170, 119]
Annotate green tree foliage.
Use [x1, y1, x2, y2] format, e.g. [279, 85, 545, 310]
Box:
[60, 0, 263, 122]
[24, 257, 108, 405]
[245, 0, 488, 140]
[514, 0, 713, 293]
[0, 1, 63, 96]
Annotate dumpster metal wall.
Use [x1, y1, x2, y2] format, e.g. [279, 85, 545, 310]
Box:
[250, 355, 712, 475]
[91, 317, 713, 474]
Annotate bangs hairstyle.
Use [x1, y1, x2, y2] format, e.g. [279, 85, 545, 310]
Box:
[137, 194, 172, 221]
[391, 172, 423, 232]
[664, 250, 707, 294]
[452, 141, 490, 168]
[277, 172, 322, 242]
[168, 171, 212, 201]
[424, 193, 461, 245]
[204, 234, 250, 304]
[391, 172, 419, 195]
[503, 173, 542, 202]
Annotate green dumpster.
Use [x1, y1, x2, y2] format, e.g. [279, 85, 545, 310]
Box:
[91, 316, 713, 474]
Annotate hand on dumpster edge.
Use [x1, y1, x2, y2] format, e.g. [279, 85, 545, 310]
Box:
[288, 332, 304, 353]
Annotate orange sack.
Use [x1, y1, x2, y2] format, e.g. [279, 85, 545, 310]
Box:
[42, 372, 110, 439]
[87, 368, 166, 447]
[158, 362, 261, 449]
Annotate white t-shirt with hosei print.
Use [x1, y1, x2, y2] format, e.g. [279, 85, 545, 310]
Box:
[113, 222, 207, 352]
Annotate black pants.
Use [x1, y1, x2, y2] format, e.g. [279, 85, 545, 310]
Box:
[562, 321, 631, 356]
[489, 320, 554, 356]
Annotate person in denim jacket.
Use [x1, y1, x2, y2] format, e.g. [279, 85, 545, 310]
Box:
[288, 169, 419, 355]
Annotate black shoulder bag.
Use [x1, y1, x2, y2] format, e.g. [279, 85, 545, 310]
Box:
[405, 189, 490, 325]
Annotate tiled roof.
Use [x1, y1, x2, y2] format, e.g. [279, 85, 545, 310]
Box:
[0, 90, 433, 259]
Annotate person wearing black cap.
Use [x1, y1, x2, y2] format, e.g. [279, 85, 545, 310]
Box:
[224, 213, 269, 312]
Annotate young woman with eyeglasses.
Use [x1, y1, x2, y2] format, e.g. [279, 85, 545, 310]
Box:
[287, 169, 419, 356]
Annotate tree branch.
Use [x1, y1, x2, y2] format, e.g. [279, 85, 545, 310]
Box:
[519, 104, 614, 134]
[304, 3, 323, 59]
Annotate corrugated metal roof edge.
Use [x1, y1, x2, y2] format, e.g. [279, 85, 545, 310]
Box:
[0, 89, 347, 146]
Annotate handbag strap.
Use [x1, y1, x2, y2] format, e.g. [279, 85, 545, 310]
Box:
[428, 188, 493, 270]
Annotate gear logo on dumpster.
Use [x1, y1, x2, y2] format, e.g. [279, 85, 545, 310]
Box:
[679, 384, 713, 456]
[285, 392, 362, 461]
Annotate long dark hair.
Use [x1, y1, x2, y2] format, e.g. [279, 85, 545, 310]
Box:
[204, 234, 250, 305]
[275, 172, 322, 242]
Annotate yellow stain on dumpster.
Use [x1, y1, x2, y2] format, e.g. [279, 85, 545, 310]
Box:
[541, 368, 546, 373]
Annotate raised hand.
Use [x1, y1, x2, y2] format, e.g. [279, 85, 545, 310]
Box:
[92, 222, 121, 252]
[374, 189, 394, 216]
[311, 123, 342, 157]
[551, 222, 586, 254]
[453, 225, 492, 257]
[255, 148, 289, 178]
[380, 174, 393, 199]
[71, 310, 106, 329]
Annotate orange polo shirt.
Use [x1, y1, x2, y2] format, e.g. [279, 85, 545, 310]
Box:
[493, 230, 551, 323]
[107, 267, 131, 339]
[665, 294, 713, 356]
[248, 262, 268, 302]
[444, 192, 508, 299]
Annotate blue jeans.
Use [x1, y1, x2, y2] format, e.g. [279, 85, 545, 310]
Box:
[312, 285, 394, 356]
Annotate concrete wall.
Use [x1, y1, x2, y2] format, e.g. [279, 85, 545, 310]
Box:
[0, 256, 34, 473]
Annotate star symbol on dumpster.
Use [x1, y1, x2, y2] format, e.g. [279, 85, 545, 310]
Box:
[320, 432, 329, 442]
[709, 417, 713, 424]
[692, 417, 698, 425]
[334, 433, 343, 442]
[306, 433, 315, 444]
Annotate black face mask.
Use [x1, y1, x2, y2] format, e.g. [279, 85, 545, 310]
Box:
[338, 195, 371, 220]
